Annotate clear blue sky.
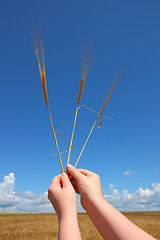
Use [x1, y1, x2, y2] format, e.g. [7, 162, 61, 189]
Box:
[0, 0, 160, 212]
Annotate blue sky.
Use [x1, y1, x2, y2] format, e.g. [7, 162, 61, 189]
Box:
[0, 0, 160, 212]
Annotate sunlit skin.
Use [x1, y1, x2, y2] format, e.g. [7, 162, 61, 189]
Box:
[48, 165, 156, 240]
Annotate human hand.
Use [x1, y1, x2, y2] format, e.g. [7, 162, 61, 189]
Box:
[48, 173, 77, 221]
[67, 164, 103, 210]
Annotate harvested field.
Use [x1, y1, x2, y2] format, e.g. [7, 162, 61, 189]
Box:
[0, 212, 159, 240]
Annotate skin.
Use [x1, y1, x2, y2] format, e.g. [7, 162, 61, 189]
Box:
[48, 165, 156, 240]
[48, 173, 81, 240]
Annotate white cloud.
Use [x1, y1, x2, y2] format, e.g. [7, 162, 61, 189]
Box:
[123, 170, 135, 176]
[0, 173, 15, 194]
[0, 173, 19, 209]
[103, 183, 160, 212]
[0, 173, 160, 213]
[0, 173, 52, 213]
[16, 191, 38, 199]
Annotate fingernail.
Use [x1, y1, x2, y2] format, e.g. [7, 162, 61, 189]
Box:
[62, 173, 66, 177]
[67, 164, 72, 169]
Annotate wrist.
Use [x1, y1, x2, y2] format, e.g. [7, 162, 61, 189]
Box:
[83, 195, 104, 212]
[58, 210, 78, 223]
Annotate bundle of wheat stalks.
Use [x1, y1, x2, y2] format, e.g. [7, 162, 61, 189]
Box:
[34, 35, 120, 173]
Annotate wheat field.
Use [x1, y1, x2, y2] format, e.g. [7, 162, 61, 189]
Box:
[0, 212, 159, 240]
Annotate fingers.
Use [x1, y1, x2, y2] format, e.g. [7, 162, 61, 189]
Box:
[50, 174, 62, 188]
[50, 173, 72, 190]
[67, 164, 84, 182]
[61, 173, 71, 188]
[77, 169, 93, 176]
[48, 175, 62, 201]
[70, 178, 80, 194]
[49, 166, 93, 194]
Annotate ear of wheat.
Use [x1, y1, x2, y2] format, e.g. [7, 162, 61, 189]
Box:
[74, 72, 120, 168]
[34, 34, 65, 173]
[66, 46, 92, 168]
[34, 34, 119, 172]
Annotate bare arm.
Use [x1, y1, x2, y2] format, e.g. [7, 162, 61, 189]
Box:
[58, 215, 81, 240]
[48, 173, 82, 240]
[83, 196, 155, 240]
[67, 164, 155, 240]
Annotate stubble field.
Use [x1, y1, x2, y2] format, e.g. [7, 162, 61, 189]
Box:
[0, 212, 159, 240]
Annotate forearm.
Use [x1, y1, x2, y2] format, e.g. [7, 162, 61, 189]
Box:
[58, 215, 82, 240]
[85, 197, 155, 240]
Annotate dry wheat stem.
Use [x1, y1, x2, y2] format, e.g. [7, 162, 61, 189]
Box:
[66, 107, 78, 167]
[34, 36, 64, 173]
[42, 74, 72, 150]
[74, 119, 97, 168]
[98, 119, 102, 128]
[42, 75, 72, 147]
[74, 72, 120, 168]
[54, 129, 73, 148]
[67, 49, 92, 168]
[51, 149, 71, 157]
[48, 106, 64, 173]
[36, 41, 72, 146]
[42, 74, 72, 146]
[77, 105, 113, 120]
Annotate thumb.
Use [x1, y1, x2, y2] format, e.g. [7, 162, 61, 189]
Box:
[67, 164, 83, 182]
[61, 173, 71, 188]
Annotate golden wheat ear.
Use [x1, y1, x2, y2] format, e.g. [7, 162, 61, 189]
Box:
[74, 72, 120, 168]
[33, 34, 65, 173]
[77, 46, 92, 105]
[33, 34, 73, 144]
[66, 45, 92, 168]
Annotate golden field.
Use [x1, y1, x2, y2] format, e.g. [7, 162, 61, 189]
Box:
[0, 212, 159, 240]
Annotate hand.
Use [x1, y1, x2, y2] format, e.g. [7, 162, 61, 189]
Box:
[67, 164, 103, 210]
[48, 173, 77, 221]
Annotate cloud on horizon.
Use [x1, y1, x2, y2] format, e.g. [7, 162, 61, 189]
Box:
[103, 182, 160, 212]
[0, 173, 160, 213]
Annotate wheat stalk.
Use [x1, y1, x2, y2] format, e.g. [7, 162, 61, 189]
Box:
[51, 149, 70, 157]
[34, 35, 64, 173]
[74, 72, 120, 168]
[77, 105, 113, 120]
[66, 47, 92, 168]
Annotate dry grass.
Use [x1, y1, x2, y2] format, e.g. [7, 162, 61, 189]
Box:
[75, 72, 120, 168]
[34, 34, 64, 173]
[34, 35, 119, 170]
[67, 46, 92, 167]
[34, 34, 74, 173]
[0, 212, 159, 240]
